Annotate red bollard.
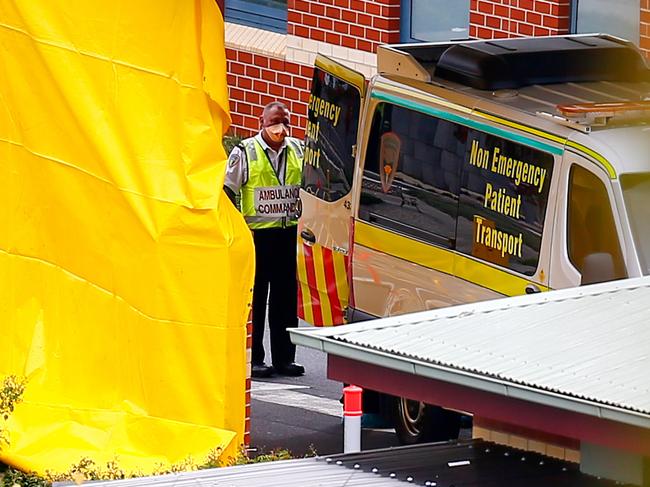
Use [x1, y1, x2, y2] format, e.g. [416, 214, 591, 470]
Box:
[343, 385, 362, 453]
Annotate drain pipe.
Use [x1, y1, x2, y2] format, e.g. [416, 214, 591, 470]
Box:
[343, 385, 362, 453]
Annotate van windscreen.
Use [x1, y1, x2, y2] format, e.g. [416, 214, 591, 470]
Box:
[621, 173, 650, 275]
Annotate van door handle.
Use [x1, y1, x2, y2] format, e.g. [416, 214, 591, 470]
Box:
[300, 228, 316, 244]
[525, 284, 541, 294]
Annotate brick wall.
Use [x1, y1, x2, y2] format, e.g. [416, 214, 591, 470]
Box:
[226, 45, 312, 139]
[642, 0, 650, 56]
[289, 0, 400, 53]
[469, 0, 571, 38]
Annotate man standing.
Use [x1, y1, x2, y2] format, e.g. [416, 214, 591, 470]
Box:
[224, 102, 304, 378]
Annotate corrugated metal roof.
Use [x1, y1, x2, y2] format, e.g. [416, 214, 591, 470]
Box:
[78, 440, 629, 487]
[290, 277, 650, 429]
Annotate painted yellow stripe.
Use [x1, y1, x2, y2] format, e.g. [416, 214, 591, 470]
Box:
[355, 221, 455, 275]
[296, 242, 314, 324]
[333, 251, 349, 312]
[312, 245, 333, 325]
[375, 82, 617, 179]
[355, 221, 549, 297]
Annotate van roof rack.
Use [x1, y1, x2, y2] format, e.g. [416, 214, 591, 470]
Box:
[378, 34, 650, 90]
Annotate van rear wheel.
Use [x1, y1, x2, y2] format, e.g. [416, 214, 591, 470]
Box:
[393, 397, 462, 445]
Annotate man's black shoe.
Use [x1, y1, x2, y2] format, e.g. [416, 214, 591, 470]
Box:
[275, 362, 305, 376]
[251, 363, 274, 378]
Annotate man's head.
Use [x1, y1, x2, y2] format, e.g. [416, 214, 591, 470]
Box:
[260, 102, 290, 150]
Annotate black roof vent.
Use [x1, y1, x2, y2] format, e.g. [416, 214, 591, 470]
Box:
[434, 35, 650, 90]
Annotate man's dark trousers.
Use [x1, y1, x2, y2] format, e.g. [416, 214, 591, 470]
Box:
[251, 226, 298, 369]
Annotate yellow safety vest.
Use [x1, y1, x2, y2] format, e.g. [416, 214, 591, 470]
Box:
[240, 137, 303, 230]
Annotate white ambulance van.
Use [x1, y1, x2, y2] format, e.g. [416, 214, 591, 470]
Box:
[296, 34, 650, 443]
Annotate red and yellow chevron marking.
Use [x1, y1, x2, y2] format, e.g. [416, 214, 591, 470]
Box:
[297, 239, 349, 326]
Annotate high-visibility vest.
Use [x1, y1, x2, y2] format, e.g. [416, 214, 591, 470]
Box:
[240, 137, 303, 230]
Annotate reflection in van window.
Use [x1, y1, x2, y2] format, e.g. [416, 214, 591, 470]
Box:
[358, 103, 463, 248]
[455, 132, 554, 276]
[302, 68, 361, 202]
[568, 165, 627, 283]
[621, 173, 650, 275]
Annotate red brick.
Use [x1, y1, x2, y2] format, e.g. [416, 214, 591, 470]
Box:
[334, 0, 349, 7]
[239, 77, 252, 90]
[245, 65, 260, 78]
[533, 25, 551, 36]
[245, 91, 261, 104]
[311, 28, 326, 40]
[243, 115, 258, 130]
[300, 65, 314, 77]
[318, 17, 333, 29]
[320, 0, 334, 4]
[380, 31, 392, 43]
[303, 13, 318, 26]
[293, 76, 310, 90]
[366, 28, 381, 41]
[288, 24, 295, 35]
[269, 84, 283, 96]
[326, 32, 342, 44]
[372, 17, 390, 29]
[350, 24, 364, 36]
[350, 0, 364, 11]
[226, 48, 237, 60]
[486, 15, 501, 28]
[230, 61, 245, 75]
[494, 30, 509, 38]
[311, 2, 325, 15]
[469, 25, 478, 37]
[284, 87, 300, 99]
[261, 94, 275, 106]
[358, 12, 372, 25]
[341, 35, 356, 48]
[358, 39, 372, 51]
[231, 113, 244, 127]
[325, 6, 341, 18]
[526, 11, 542, 24]
[261, 69, 276, 82]
[517, 22, 533, 35]
[502, 19, 510, 31]
[287, 10, 301, 24]
[278, 73, 291, 86]
[292, 100, 308, 116]
[642, 0, 650, 8]
[535, 0, 551, 13]
[478, 0, 494, 14]
[294, 25, 309, 37]
[299, 89, 311, 103]
[381, 4, 399, 17]
[270, 58, 285, 71]
[541, 15, 559, 28]
[294, 0, 309, 11]
[253, 80, 268, 92]
[227, 73, 236, 86]
[287, 0, 295, 8]
[342, 9, 357, 21]
[230, 87, 245, 101]
[238, 102, 253, 115]
[470, 11, 485, 25]
[495, 4, 509, 16]
[477, 26, 494, 38]
[286, 62, 300, 76]
[366, 2, 381, 14]
[511, 7, 525, 20]
[642, 10, 650, 23]
[334, 20, 349, 33]
[238, 51, 253, 64]
[519, 0, 534, 9]
[470, 0, 478, 9]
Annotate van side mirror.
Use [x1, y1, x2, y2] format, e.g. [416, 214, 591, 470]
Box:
[581, 252, 615, 286]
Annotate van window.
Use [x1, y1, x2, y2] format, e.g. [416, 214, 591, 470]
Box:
[455, 132, 554, 276]
[302, 68, 361, 202]
[568, 165, 627, 280]
[358, 103, 463, 248]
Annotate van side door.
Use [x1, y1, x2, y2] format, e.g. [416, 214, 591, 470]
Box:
[549, 155, 628, 288]
[297, 55, 366, 326]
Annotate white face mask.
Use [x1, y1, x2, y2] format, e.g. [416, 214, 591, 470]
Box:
[265, 123, 289, 142]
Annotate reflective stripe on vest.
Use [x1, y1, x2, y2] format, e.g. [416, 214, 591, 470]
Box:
[240, 137, 302, 230]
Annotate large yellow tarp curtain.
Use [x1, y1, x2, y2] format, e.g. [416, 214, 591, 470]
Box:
[0, 0, 254, 475]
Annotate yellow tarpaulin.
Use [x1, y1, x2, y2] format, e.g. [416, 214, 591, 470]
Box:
[0, 0, 254, 476]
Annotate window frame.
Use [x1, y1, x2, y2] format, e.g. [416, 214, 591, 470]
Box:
[399, 0, 470, 43]
[225, 0, 287, 33]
